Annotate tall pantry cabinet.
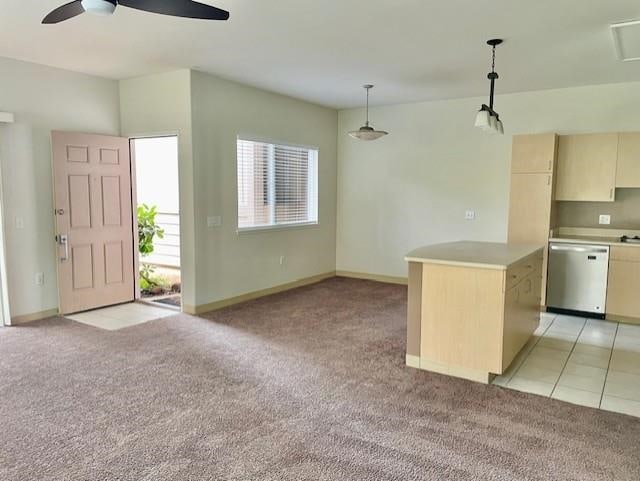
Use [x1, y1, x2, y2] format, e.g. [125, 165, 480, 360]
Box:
[507, 134, 558, 306]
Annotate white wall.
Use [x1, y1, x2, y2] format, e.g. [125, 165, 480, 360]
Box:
[0, 57, 119, 319]
[337, 81, 640, 278]
[119, 70, 197, 307]
[191, 71, 338, 308]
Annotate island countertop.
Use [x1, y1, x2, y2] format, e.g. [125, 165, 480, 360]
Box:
[405, 241, 544, 270]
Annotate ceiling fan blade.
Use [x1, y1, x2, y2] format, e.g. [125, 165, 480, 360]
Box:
[42, 0, 85, 24]
[118, 0, 229, 20]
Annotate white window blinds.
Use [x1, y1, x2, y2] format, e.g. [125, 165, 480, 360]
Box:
[237, 138, 318, 230]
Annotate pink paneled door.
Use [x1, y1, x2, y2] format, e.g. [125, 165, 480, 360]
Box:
[52, 132, 135, 314]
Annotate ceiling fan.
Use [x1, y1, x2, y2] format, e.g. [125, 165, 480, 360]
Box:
[42, 0, 230, 24]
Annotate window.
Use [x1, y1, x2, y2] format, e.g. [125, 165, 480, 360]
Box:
[237, 137, 318, 231]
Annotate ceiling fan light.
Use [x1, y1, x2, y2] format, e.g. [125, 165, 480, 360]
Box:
[349, 125, 388, 141]
[81, 0, 116, 16]
[474, 109, 490, 129]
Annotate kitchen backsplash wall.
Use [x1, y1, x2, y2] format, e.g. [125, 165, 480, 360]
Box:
[557, 189, 640, 230]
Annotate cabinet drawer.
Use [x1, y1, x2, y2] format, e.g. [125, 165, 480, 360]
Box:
[506, 251, 543, 290]
[610, 246, 640, 262]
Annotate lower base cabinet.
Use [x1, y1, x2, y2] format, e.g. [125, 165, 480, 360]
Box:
[416, 249, 543, 383]
[503, 268, 542, 371]
[607, 247, 640, 321]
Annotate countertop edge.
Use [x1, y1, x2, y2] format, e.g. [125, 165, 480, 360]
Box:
[550, 237, 640, 248]
[404, 257, 508, 270]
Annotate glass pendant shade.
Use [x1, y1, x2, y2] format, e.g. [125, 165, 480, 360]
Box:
[489, 114, 498, 131]
[349, 124, 388, 141]
[496, 119, 504, 134]
[474, 109, 490, 129]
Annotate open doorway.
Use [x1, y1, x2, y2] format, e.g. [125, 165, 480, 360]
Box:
[131, 136, 181, 310]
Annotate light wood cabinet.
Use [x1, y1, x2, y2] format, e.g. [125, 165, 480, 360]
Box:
[511, 134, 557, 174]
[508, 173, 553, 244]
[503, 268, 542, 370]
[616, 132, 640, 188]
[414, 247, 543, 383]
[555, 133, 618, 202]
[508, 135, 557, 308]
[606, 246, 640, 321]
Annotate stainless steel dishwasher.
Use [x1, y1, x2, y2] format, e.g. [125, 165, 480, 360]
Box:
[546, 243, 610, 316]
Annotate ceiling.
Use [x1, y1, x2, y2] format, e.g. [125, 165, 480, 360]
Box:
[3, 1, 640, 108]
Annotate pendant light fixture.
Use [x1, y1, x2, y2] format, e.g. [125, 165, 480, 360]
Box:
[475, 39, 504, 134]
[349, 85, 388, 141]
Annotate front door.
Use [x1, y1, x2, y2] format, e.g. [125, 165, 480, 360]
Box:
[52, 131, 135, 314]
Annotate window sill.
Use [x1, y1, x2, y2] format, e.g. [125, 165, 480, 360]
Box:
[236, 222, 319, 235]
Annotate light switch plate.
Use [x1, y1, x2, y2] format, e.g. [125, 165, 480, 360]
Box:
[15, 216, 24, 229]
[465, 210, 476, 221]
[35, 272, 44, 286]
[599, 214, 611, 225]
[207, 216, 222, 228]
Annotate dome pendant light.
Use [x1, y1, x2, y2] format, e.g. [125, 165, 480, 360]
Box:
[475, 39, 504, 134]
[349, 85, 388, 141]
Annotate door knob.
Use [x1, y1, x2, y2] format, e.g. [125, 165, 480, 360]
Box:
[56, 234, 69, 262]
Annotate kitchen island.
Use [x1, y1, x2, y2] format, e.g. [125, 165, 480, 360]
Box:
[405, 241, 544, 383]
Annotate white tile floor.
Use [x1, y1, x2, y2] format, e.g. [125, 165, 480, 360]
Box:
[66, 302, 176, 331]
[494, 312, 640, 418]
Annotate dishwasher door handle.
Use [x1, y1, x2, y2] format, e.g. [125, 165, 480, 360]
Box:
[550, 244, 609, 254]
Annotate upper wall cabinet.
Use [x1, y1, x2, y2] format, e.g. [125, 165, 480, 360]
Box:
[511, 134, 557, 174]
[555, 133, 618, 202]
[616, 133, 640, 188]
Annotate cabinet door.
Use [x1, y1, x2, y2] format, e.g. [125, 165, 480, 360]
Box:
[502, 272, 541, 372]
[508, 173, 553, 244]
[606, 248, 640, 320]
[511, 134, 557, 174]
[616, 132, 640, 188]
[555, 134, 618, 201]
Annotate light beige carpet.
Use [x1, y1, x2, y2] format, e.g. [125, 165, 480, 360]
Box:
[0, 277, 638, 480]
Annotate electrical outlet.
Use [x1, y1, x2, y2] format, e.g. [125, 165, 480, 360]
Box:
[35, 272, 44, 286]
[15, 216, 24, 229]
[599, 214, 611, 225]
[465, 210, 476, 221]
[207, 216, 222, 228]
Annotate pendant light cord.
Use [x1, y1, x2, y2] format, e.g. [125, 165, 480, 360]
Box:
[491, 44, 496, 74]
[365, 86, 370, 126]
[488, 45, 498, 111]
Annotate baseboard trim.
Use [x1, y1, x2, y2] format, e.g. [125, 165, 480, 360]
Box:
[406, 354, 420, 369]
[11, 308, 59, 326]
[336, 270, 408, 285]
[185, 271, 337, 315]
[606, 314, 640, 326]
